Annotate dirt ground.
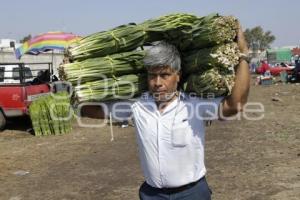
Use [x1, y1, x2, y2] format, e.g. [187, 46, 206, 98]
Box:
[0, 77, 299, 200]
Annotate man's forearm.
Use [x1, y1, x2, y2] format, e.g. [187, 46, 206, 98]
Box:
[220, 22, 251, 118]
[227, 59, 250, 109]
[234, 59, 250, 102]
[221, 59, 250, 118]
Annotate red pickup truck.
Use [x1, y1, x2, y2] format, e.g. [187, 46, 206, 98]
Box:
[0, 63, 53, 130]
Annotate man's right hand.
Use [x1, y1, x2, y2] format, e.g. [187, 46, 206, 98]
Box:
[236, 22, 249, 54]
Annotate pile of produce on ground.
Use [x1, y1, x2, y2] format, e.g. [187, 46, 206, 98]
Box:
[62, 13, 241, 101]
[29, 92, 73, 136]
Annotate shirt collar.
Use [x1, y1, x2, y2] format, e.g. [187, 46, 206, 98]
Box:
[141, 91, 188, 101]
[139, 91, 188, 116]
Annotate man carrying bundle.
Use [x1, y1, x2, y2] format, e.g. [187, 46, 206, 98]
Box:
[131, 24, 250, 200]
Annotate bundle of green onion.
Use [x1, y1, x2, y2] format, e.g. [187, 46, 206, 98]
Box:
[141, 13, 238, 51]
[68, 24, 146, 61]
[68, 13, 238, 61]
[178, 14, 239, 51]
[142, 13, 197, 30]
[141, 13, 197, 42]
[29, 92, 73, 136]
[63, 51, 145, 84]
[183, 42, 240, 75]
[143, 13, 239, 99]
[185, 68, 235, 97]
[74, 74, 147, 102]
[64, 13, 241, 100]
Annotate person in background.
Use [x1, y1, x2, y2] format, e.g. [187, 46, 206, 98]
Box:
[292, 55, 300, 81]
[280, 62, 287, 67]
[250, 62, 257, 73]
[259, 60, 270, 75]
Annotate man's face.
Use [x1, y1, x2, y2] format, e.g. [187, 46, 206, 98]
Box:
[147, 66, 180, 102]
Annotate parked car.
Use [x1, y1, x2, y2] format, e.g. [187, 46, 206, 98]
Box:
[256, 62, 294, 76]
[269, 66, 294, 76]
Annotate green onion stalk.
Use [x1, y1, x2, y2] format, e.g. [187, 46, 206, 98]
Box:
[68, 24, 147, 61]
[182, 42, 240, 75]
[74, 74, 147, 102]
[63, 51, 146, 84]
[29, 99, 42, 136]
[184, 68, 235, 98]
[141, 13, 197, 42]
[141, 13, 238, 51]
[178, 14, 239, 51]
[29, 92, 73, 136]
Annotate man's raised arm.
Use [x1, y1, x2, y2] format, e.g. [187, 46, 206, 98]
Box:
[221, 23, 251, 118]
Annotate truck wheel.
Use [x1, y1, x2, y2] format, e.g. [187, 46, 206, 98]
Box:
[0, 111, 6, 131]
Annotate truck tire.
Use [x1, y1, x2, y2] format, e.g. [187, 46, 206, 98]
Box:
[0, 110, 6, 131]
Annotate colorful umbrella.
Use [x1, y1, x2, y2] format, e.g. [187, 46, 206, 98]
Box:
[15, 32, 81, 59]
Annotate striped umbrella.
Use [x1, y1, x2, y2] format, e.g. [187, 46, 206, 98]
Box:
[15, 32, 81, 59]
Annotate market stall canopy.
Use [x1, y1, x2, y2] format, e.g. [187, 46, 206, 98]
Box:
[15, 32, 81, 59]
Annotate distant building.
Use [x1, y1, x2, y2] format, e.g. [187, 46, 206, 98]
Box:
[0, 39, 21, 50]
[249, 45, 300, 65]
[266, 48, 292, 65]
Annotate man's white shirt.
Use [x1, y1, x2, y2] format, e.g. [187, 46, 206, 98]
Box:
[130, 92, 223, 188]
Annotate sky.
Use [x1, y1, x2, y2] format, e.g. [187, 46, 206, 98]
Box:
[0, 0, 299, 47]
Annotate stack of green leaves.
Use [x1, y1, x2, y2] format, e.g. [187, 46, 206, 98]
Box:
[141, 13, 197, 42]
[29, 92, 73, 136]
[68, 13, 238, 61]
[182, 43, 240, 75]
[142, 13, 239, 97]
[64, 51, 146, 84]
[175, 14, 239, 97]
[178, 14, 239, 51]
[74, 74, 147, 102]
[68, 23, 147, 61]
[64, 13, 240, 100]
[185, 68, 235, 98]
[141, 13, 238, 51]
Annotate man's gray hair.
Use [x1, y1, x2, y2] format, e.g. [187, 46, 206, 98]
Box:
[143, 41, 181, 71]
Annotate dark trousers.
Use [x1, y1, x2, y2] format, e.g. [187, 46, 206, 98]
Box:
[139, 177, 212, 200]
